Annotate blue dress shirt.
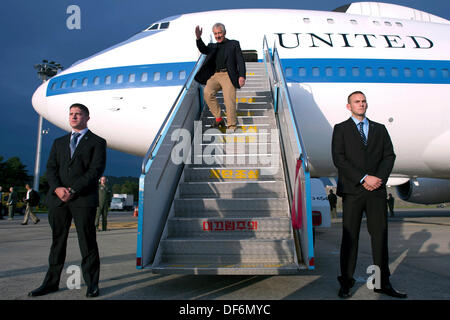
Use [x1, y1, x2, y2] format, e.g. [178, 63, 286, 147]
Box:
[351, 117, 369, 183]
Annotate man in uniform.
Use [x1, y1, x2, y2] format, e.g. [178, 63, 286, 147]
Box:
[95, 176, 111, 231]
[387, 193, 395, 217]
[7, 187, 18, 220]
[328, 189, 338, 219]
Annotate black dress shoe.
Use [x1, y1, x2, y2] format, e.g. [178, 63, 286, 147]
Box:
[28, 285, 59, 297]
[374, 283, 407, 298]
[338, 285, 351, 298]
[337, 276, 354, 298]
[86, 286, 100, 298]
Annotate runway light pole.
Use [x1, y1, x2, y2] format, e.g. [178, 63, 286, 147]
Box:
[32, 60, 63, 192]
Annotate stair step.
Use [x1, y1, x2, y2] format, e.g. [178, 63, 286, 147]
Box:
[201, 130, 274, 138]
[195, 144, 280, 155]
[203, 109, 273, 117]
[160, 238, 294, 260]
[202, 115, 273, 125]
[183, 166, 282, 181]
[187, 157, 281, 168]
[188, 155, 280, 168]
[198, 136, 278, 148]
[201, 123, 276, 134]
[214, 103, 272, 111]
[242, 80, 268, 85]
[179, 181, 286, 198]
[239, 86, 270, 91]
[174, 197, 288, 217]
[197, 140, 279, 149]
[160, 254, 294, 264]
[167, 217, 291, 238]
[217, 95, 272, 103]
[152, 263, 300, 275]
[152, 263, 298, 275]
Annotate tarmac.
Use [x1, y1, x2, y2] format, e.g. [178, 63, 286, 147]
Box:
[0, 209, 449, 302]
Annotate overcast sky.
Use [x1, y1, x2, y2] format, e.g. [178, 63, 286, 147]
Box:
[0, 0, 449, 178]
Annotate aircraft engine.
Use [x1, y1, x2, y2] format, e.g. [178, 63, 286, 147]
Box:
[396, 178, 450, 204]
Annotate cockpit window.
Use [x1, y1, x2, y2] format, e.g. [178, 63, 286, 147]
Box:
[145, 22, 170, 31]
[147, 24, 159, 30]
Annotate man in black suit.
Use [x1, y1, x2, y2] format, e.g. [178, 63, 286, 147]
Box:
[28, 103, 106, 298]
[331, 91, 406, 299]
[194, 23, 246, 133]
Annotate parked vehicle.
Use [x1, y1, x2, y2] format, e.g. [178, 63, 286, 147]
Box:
[110, 194, 134, 211]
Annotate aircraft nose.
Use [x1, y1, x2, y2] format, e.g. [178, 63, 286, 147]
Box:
[31, 81, 49, 117]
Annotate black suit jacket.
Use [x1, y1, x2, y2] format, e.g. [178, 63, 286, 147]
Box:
[25, 189, 39, 206]
[46, 130, 107, 208]
[194, 38, 246, 89]
[331, 118, 395, 197]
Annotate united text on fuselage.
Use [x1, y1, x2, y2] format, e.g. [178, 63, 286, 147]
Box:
[276, 33, 433, 49]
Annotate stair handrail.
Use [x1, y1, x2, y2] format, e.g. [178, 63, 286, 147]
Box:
[263, 36, 314, 269]
[263, 36, 309, 171]
[137, 54, 205, 269]
[263, 36, 279, 95]
[141, 54, 206, 174]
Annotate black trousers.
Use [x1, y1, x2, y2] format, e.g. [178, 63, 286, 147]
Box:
[339, 191, 390, 286]
[43, 204, 100, 289]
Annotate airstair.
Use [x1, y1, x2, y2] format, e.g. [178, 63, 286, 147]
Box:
[137, 38, 314, 274]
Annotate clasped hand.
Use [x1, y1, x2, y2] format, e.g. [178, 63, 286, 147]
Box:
[55, 187, 73, 202]
[362, 175, 382, 191]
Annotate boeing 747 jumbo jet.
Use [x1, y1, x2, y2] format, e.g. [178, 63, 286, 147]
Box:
[32, 2, 450, 205]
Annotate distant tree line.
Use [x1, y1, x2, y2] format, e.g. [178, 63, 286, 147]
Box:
[0, 156, 33, 205]
[1, 155, 139, 205]
[107, 176, 139, 200]
[0, 156, 31, 188]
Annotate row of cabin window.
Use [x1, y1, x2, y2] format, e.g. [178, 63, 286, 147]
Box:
[286, 66, 450, 78]
[302, 17, 403, 27]
[52, 70, 187, 90]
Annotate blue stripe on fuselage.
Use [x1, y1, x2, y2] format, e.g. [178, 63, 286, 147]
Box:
[46, 62, 195, 96]
[46, 58, 450, 97]
[282, 58, 450, 84]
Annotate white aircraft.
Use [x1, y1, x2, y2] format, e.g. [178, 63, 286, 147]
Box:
[31, 2, 450, 204]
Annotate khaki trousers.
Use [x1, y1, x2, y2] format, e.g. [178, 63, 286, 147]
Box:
[23, 204, 39, 224]
[204, 72, 237, 128]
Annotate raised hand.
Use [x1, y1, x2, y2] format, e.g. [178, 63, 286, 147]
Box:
[195, 25, 202, 39]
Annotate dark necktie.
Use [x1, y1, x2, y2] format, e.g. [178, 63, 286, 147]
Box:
[70, 132, 81, 157]
[359, 122, 367, 146]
